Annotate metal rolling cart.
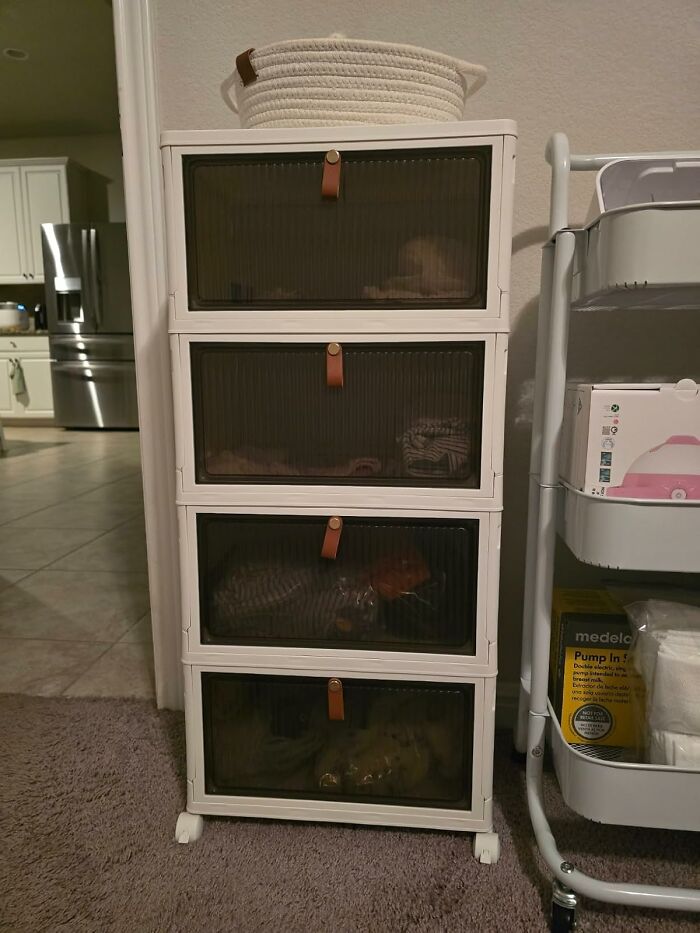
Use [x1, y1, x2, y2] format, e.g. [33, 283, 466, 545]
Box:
[515, 132, 700, 931]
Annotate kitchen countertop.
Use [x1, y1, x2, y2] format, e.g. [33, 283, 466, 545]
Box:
[0, 329, 49, 337]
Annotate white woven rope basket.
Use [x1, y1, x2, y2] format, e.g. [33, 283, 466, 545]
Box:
[221, 37, 487, 127]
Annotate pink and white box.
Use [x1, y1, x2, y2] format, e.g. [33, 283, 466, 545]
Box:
[560, 380, 700, 500]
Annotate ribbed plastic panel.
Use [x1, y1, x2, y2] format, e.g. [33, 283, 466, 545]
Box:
[191, 342, 485, 486]
[202, 672, 474, 807]
[197, 514, 478, 652]
[183, 147, 491, 310]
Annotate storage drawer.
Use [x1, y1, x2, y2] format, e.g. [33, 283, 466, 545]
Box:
[184, 147, 490, 311]
[205, 672, 472, 805]
[163, 128, 515, 332]
[173, 334, 507, 506]
[184, 667, 495, 830]
[180, 507, 500, 672]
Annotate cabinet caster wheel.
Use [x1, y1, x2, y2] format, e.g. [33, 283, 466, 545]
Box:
[473, 831, 500, 864]
[551, 880, 577, 932]
[175, 811, 204, 844]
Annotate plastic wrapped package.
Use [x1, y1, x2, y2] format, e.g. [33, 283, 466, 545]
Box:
[625, 600, 700, 768]
[369, 549, 446, 641]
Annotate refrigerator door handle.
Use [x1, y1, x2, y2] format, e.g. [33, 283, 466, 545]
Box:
[89, 228, 103, 330]
[53, 361, 133, 374]
[80, 228, 91, 315]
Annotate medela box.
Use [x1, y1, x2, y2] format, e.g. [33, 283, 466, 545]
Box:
[549, 589, 642, 755]
[560, 380, 700, 498]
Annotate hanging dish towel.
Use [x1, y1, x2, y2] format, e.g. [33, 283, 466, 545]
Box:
[9, 358, 26, 397]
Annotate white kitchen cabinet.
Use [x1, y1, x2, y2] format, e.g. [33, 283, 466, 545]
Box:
[0, 167, 27, 283]
[0, 336, 54, 421]
[0, 359, 13, 416]
[0, 158, 107, 284]
[21, 165, 69, 279]
[14, 358, 54, 416]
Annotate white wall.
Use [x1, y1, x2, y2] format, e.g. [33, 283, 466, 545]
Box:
[153, 0, 700, 687]
[0, 133, 125, 221]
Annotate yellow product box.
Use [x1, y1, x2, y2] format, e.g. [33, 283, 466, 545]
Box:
[550, 589, 641, 752]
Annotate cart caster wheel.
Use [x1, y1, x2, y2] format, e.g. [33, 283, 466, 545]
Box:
[551, 880, 577, 932]
[175, 811, 204, 844]
[473, 831, 500, 864]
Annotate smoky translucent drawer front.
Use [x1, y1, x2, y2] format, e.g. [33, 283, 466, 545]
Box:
[182, 147, 491, 311]
[191, 342, 485, 487]
[202, 672, 474, 808]
[198, 514, 478, 652]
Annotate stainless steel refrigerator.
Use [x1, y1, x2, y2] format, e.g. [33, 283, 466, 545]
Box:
[42, 222, 138, 428]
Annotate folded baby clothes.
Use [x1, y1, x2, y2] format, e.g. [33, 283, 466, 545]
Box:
[211, 561, 319, 631]
[400, 418, 471, 479]
[648, 729, 700, 768]
[210, 559, 379, 640]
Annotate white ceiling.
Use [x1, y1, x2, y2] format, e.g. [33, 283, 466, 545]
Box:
[0, 0, 119, 138]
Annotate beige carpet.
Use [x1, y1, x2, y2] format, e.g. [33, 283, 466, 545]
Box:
[1, 694, 698, 932]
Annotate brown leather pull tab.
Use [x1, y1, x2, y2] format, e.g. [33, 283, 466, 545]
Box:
[326, 342, 343, 388]
[236, 48, 257, 86]
[328, 678, 345, 721]
[322, 149, 341, 199]
[321, 516, 343, 559]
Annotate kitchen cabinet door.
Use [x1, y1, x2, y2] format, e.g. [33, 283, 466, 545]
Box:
[21, 165, 70, 280]
[0, 167, 28, 283]
[14, 358, 54, 416]
[0, 360, 14, 416]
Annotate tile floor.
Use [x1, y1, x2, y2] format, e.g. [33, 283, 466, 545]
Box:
[0, 427, 154, 699]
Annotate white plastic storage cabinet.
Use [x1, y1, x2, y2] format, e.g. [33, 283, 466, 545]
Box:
[162, 122, 516, 334]
[171, 333, 508, 507]
[182, 665, 496, 833]
[163, 120, 515, 860]
[178, 506, 500, 676]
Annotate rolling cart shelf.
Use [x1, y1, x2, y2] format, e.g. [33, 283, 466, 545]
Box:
[548, 702, 700, 832]
[571, 203, 700, 311]
[516, 133, 700, 930]
[558, 483, 700, 573]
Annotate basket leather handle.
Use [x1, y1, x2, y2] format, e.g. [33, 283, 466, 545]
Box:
[236, 48, 258, 86]
[221, 47, 257, 115]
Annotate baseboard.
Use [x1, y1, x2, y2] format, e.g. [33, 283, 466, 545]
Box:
[3, 417, 55, 427]
[495, 678, 519, 731]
